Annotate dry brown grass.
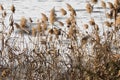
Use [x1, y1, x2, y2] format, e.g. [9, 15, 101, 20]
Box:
[0, 1, 120, 80]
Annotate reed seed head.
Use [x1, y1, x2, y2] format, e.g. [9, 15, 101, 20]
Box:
[20, 17, 27, 28]
[86, 3, 93, 14]
[66, 3, 73, 11]
[11, 4, 15, 13]
[89, 18, 95, 26]
[41, 13, 48, 22]
[0, 4, 4, 11]
[48, 28, 54, 34]
[107, 2, 114, 9]
[91, 0, 98, 4]
[49, 8, 56, 25]
[60, 8, 67, 15]
[2, 11, 6, 18]
[101, 1, 106, 9]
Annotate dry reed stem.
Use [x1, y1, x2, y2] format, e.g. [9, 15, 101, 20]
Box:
[66, 3, 73, 11]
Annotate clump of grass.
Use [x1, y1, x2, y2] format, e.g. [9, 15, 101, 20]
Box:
[0, 1, 120, 80]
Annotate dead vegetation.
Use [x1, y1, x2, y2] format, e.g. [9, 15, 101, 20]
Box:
[0, 1, 120, 80]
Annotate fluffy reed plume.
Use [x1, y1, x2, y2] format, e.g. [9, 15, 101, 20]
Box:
[91, 0, 98, 4]
[106, 13, 112, 19]
[41, 13, 48, 22]
[2, 11, 6, 18]
[49, 8, 56, 25]
[101, 1, 106, 9]
[32, 27, 36, 36]
[20, 17, 27, 28]
[66, 3, 73, 11]
[83, 24, 89, 29]
[0, 4, 4, 11]
[114, 0, 120, 9]
[58, 21, 64, 26]
[116, 15, 120, 25]
[89, 18, 95, 26]
[11, 4, 15, 13]
[107, 2, 114, 9]
[37, 23, 42, 32]
[104, 21, 112, 27]
[60, 8, 67, 15]
[86, 3, 93, 14]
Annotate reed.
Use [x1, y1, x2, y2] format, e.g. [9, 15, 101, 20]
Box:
[20, 17, 27, 28]
[11, 4, 15, 13]
[0, 1, 120, 80]
[0, 4, 4, 11]
[101, 1, 106, 9]
[60, 8, 67, 16]
[86, 3, 93, 14]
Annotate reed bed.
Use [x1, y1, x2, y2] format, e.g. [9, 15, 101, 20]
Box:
[0, 1, 120, 80]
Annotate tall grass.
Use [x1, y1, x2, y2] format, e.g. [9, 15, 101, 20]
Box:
[0, 1, 120, 80]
